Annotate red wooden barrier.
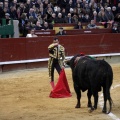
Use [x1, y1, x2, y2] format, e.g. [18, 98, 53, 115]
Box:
[64, 28, 112, 35]
[0, 33, 120, 72]
[34, 30, 55, 36]
[0, 38, 26, 61]
[0, 34, 120, 62]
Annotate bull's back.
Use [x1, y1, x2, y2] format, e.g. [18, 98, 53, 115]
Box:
[97, 60, 113, 86]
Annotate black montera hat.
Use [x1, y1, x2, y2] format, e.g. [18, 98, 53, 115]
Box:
[54, 37, 59, 40]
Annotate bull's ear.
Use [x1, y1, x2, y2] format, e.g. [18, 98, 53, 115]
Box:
[64, 59, 70, 66]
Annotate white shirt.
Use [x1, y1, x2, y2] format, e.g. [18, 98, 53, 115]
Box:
[26, 34, 38, 37]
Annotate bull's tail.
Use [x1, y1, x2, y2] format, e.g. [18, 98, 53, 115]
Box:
[106, 91, 112, 114]
[105, 64, 113, 114]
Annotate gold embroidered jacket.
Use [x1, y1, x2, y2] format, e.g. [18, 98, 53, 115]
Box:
[48, 43, 65, 60]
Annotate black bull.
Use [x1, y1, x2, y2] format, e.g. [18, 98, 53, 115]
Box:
[66, 55, 113, 114]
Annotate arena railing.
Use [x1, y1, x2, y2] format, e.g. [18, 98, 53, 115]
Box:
[0, 53, 120, 66]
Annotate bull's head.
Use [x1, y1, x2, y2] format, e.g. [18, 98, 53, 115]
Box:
[65, 54, 83, 69]
[64, 59, 71, 66]
[65, 58, 77, 71]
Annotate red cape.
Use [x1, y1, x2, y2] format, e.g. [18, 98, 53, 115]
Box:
[49, 69, 71, 98]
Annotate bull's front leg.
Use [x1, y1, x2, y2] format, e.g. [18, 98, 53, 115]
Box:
[74, 83, 81, 108]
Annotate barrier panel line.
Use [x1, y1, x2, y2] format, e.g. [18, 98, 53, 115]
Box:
[0, 53, 120, 65]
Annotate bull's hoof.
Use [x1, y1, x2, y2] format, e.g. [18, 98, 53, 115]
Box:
[102, 109, 106, 114]
[88, 107, 95, 113]
[75, 104, 81, 108]
[94, 106, 97, 110]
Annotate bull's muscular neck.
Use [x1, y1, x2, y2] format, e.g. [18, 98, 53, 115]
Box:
[74, 56, 85, 67]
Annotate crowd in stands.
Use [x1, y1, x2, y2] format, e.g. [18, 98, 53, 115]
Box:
[0, 0, 120, 37]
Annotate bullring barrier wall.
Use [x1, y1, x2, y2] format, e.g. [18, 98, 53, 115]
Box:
[0, 33, 120, 72]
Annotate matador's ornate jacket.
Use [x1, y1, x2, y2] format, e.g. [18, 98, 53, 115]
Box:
[48, 43, 65, 60]
[48, 43, 65, 80]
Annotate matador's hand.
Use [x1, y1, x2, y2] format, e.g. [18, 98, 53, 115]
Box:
[62, 66, 65, 69]
[54, 43, 58, 46]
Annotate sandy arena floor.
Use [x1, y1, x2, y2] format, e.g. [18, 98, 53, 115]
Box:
[0, 64, 120, 120]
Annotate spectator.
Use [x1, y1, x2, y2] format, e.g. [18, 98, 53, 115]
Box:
[56, 27, 66, 35]
[35, 0, 42, 9]
[38, 7, 45, 18]
[99, 10, 109, 28]
[4, 1, 9, 11]
[28, 8, 37, 20]
[65, 13, 75, 23]
[76, 3, 82, 15]
[116, 2, 120, 13]
[114, 13, 120, 23]
[75, 0, 82, 6]
[86, 19, 99, 29]
[81, 0, 87, 8]
[0, 12, 11, 38]
[112, 6, 117, 17]
[19, 3, 25, 16]
[28, 16, 36, 26]
[89, 0, 97, 12]
[32, 4, 39, 15]
[10, 0, 19, 9]
[91, 11, 100, 23]
[23, 21, 32, 37]
[37, 14, 43, 25]
[74, 21, 83, 29]
[96, 3, 101, 13]
[5, 13, 11, 24]
[61, 8, 67, 18]
[0, 2, 4, 24]
[35, 20, 42, 30]
[65, 0, 74, 14]
[82, 1, 91, 15]
[112, 23, 119, 33]
[72, 14, 78, 23]
[105, 7, 114, 27]
[55, 12, 65, 23]
[41, 21, 53, 30]
[83, 13, 91, 23]
[19, 13, 27, 25]
[16, 7, 21, 19]
[46, 7, 53, 21]
[30, 0, 36, 7]
[78, 13, 84, 22]
[57, 0, 68, 9]
[101, 0, 107, 7]
[48, 12, 57, 24]
[43, 0, 50, 9]
[0, 1, 3, 9]
[9, 6, 17, 19]
[19, 13, 28, 37]
[54, 6, 61, 17]
[3, 2, 9, 15]
[69, 8, 74, 16]
[26, 28, 38, 37]
[24, 0, 32, 13]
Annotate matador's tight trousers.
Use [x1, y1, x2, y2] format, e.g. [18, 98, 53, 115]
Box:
[48, 58, 62, 81]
